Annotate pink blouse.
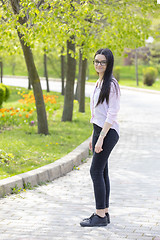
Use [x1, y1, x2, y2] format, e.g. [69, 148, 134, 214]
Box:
[90, 78, 120, 135]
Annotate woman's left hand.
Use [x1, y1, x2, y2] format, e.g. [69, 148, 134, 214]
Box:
[95, 137, 104, 153]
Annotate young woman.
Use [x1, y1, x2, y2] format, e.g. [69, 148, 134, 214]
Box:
[80, 48, 120, 227]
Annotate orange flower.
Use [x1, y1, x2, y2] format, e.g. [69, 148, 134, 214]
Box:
[0, 108, 5, 113]
[26, 114, 29, 118]
[2, 114, 5, 117]
[19, 114, 22, 117]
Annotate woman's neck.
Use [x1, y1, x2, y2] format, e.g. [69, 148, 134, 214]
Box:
[98, 73, 104, 82]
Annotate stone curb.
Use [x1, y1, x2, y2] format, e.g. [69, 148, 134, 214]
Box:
[0, 137, 90, 198]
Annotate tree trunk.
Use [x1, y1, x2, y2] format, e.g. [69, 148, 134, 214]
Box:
[10, 0, 48, 134]
[28, 76, 32, 90]
[61, 48, 65, 95]
[44, 53, 50, 92]
[62, 38, 76, 121]
[79, 58, 87, 113]
[135, 48, 139, 86]
[18, 32, 49, 135]
[75, 49, 82, 101]
[0, 61, 3, 83]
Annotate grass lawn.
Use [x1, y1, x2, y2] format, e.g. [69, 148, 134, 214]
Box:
[119, 79, 160, 91]
[0, 87, 92, 180]
[88, 64, 160, 91]
[88, 78, 160, 91]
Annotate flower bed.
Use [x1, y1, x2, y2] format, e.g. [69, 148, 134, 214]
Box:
[0, 90, 59, 128]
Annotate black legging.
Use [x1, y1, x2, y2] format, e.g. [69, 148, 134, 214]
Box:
[90, 123, 119, 209]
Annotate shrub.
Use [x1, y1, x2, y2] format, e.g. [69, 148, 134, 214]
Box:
[0, 84, 10, 107]
[1, 84, 10, 101]
[143, 67, 158, 86]
[113, 66, 121, 82]
[0, 85, 5, 107]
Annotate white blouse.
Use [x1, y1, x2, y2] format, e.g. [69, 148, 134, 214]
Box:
[90, 78, 120, 135]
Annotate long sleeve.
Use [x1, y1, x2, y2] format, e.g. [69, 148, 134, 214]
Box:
[105, 82, 120, 125]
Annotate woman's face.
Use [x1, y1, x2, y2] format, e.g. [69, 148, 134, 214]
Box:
[94, 54, 107, 75]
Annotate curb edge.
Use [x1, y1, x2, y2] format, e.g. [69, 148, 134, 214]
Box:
[0, 137, 90, 198]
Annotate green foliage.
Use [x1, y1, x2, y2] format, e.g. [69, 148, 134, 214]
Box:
[0, 87, 92, 180]
[11, 184, 22, 195]
[0, 85, 5, 107]
[0, 0, 158, 58]
[113, 66, 121, 82]
[0, 149, 15, 166]
[143, 67, 158, 86]
[23, 182, 32, 190]
[0, 89, 59, 129]
[1, 84, 10, 101]
[73, 165, 80, 170]
[149, 42, 160, 72]
[0, 84, 10, 107]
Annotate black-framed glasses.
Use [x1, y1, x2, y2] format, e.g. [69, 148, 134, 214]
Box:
[93, 60, 107, 66]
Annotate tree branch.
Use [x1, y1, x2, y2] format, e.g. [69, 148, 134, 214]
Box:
[10, 0, 20, 14]
[37, 0, 44, 9]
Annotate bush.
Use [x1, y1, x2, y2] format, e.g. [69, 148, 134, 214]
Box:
[0, 85, 5, 107]
[143, 67, 158, 86]
[1, 84, 10, 101]
[0, 84, 10, 107]
[113, 66, 121, 82]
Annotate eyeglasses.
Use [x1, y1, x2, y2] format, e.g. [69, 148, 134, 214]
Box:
[93, 60, 107, 66]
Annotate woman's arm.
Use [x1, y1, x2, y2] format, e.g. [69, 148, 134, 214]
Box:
[95, 82, 120, 153]
[95, 122, 112, 153]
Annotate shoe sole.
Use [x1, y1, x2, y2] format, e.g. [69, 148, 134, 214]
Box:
[80, 223, 108, 227]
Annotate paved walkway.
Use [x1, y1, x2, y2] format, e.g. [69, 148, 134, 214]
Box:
[0, 87, 160, 240]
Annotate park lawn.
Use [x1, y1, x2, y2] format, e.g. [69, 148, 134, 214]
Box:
[88, 64, 160, 91]
[3, 63, 160, 91]
[88, 78, 160, 91]
[119, 79, 160, 91]
[0, 87, 92, 180]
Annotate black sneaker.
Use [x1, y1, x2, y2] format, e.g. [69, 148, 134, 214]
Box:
[80, 213, 107, 227]
[105, 212, 110, 224]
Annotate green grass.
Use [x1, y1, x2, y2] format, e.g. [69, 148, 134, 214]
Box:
[88, 65, 160, 91]
[119, 79, 160, 91]
[0, 87, 92, 180]
[3, 61, 160, 91]
[88, 78, 160, 91]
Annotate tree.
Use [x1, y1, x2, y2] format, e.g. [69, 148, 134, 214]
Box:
[75, 49, 87, 113]
[60, 0, 158, 119]
[79, 56, 87, 113]
[75, 49, 82, 102]
[44, 51, 50, 92]
[0, 60, 3, 83]
[61, 48, 65, 96]
[1, 0, 158, 124]
[62, 37, 76, 121]
[9, 0, 49, 135]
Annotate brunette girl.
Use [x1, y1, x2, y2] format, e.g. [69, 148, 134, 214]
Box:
[80, 48, 120, 227]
